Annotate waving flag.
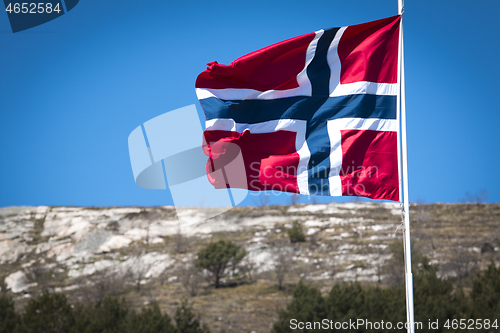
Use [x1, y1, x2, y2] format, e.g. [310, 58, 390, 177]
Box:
[196, 15, 401, 201]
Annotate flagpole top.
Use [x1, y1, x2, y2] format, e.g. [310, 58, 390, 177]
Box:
[398, 0, 404, 15]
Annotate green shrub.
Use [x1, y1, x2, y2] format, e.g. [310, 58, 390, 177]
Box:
[18, 292, 75, 333]
[287, 221, 305, 243]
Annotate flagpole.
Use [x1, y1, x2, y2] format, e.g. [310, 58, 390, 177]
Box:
[398, 1, 415, 333]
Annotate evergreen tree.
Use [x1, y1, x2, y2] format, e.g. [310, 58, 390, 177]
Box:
[195, 240, 246, 288]
[174, 299, 209, 333]
[73, 296, 129, 333]
[0, 294, 19, 333]
[127, 303, 176, 333]
[470, 261, 500, 329]
[412, 259, 466, 332]
[71, 303, 95, 333]
[17, 292, 75, 333]
[272, 280, 326, 333]
[92, 297, 129, 333]
[326, 282, 404, 329]
[287, 221, 306, 243]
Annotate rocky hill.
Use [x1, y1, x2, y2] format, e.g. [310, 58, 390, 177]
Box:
[1, 203, 499, 332]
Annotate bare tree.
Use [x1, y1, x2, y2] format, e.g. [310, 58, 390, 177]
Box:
[178, 264, 204, 297]
[412, 203, 433, 223]
[465, 189, 488, 204]
[126, 254, 151, 292]
[272, 241, 294, 290]
[289, 193, 301, 206]
[256, 193, 271, 207]
[376, 261, 383, 284]
[140, 280, 158, 305]
[145, 219, 153, 245]
[383, 243, 405, 287]
[174, 224, 187, 254]
[237, 259, 256, 283]
[23, 263, 51, 291]
[0, 276, 7, 294]
[383, 241, 423, 287]
[77, 268, 126, 306]
[443, 249, 479, 284]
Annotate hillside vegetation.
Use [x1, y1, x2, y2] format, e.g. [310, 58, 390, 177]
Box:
[0, 202, 499, 332]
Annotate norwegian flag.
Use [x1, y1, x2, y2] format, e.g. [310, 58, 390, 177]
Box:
[196, 15, 401, 201]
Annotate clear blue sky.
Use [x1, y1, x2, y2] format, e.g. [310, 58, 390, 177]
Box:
[1, 0, 499, 207]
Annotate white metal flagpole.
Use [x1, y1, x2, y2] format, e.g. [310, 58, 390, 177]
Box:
[397, 1, 415, 333]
